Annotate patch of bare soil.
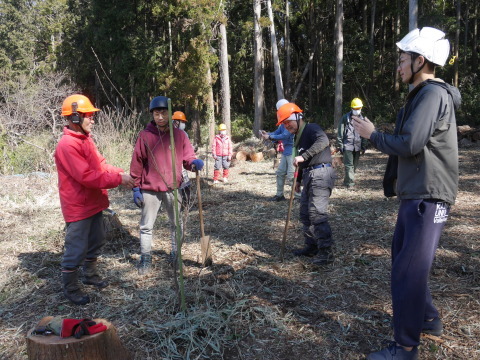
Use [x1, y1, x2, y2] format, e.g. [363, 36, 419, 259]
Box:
[0, 146, 479, 359]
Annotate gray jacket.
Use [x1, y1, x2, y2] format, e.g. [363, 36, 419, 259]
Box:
[370, 79, 461, 204]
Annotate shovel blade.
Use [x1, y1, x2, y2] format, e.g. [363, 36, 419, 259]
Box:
[200, 235, 212, 266]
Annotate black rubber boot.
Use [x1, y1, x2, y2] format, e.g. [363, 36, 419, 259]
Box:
[138, 254, 152, 275]
[292, 244, 319, 257]
[62, 270, 90, 305]
[82, 259, 109, 288]
[311, 247, 334, 265]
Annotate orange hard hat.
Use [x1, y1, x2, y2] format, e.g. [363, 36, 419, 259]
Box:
[276, 103, 303, 126]
[62, 94, 100, 116]
[172, 111, 187, 122]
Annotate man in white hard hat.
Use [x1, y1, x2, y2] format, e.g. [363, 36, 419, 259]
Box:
[353, 27, 461, 360]
[260, 99, 295, 201]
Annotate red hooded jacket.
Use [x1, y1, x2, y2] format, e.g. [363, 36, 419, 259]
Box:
[130, 122, 197, 191]
[54, 127, 123, 222]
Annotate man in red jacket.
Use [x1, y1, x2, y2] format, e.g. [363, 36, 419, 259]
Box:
[130, 96, 204, 274]
[55, 94, 134, 305]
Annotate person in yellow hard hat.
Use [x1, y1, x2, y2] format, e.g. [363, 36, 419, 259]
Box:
[55, 94, 135, 305]
[336, 98, 369, 189]
[211, 123, 233, 184]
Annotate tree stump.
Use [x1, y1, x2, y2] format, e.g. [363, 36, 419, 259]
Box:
[249, 151, 264, 162]
[103, 208, 125, 241]
[26, 317, 131, 360]
[235, 150, 248, 161]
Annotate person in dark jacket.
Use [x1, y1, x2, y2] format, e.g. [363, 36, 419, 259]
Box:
[336, 97, 369, 188]
[353, 27, 461, 360]
[276, 102, 336, 266]
[55, 94, 135, 305]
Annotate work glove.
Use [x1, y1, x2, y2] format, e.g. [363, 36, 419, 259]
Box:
[191, 159, 204, 171]
[61, 318, 107, 339]
[132, 187, 144, 208]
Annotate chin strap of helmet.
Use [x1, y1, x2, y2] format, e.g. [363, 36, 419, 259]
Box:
[408, 52, 426, 84]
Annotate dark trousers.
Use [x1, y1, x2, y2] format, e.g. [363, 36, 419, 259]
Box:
[392, 199, 450, 347]
[61, 211, 105, 269]
[299, 166, 336, 249]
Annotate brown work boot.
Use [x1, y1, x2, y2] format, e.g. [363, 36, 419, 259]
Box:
[82, 259, 109, 288]
[311, 247, 334, 265]
[62, 269, 90, 305]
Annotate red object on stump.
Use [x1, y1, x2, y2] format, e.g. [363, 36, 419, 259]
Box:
[26, 317, 131, 360]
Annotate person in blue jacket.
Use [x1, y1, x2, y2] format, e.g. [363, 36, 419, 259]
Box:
[260, 99, 295, 201]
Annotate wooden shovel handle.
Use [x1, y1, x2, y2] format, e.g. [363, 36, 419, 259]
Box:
[280, 165, 299, 261]
[195, 170, 205, 237]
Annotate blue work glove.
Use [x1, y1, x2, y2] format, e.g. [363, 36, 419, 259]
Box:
[132, 187, 144, 208]
[191, 159, 204, 171]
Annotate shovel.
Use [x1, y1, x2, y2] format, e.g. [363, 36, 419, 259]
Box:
[280, 165, 299, 261]
[196, 170, 212, 266]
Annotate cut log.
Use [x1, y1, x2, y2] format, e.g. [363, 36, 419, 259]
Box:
[103, 209, 125, 241]
[26, 317, 131, 360]
[249, 151, 264, 162]
[235, 151, 248, 161]
[457, 125, 472, 135]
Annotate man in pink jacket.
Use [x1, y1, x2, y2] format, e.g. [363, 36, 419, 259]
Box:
[211, 123, 233, 184]
[55, 94, 134, 305]
[130, 96, 204, 274]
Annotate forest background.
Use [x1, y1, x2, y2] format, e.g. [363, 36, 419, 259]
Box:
[1, 0, 479, 175]
[1, 1, 479, 359]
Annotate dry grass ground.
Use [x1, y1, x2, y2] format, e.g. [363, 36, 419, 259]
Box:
[1, 146, 479, 359]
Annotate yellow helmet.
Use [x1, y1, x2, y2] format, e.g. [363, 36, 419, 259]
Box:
[350, 98, 363, 109]
[219, 124, 227, 131]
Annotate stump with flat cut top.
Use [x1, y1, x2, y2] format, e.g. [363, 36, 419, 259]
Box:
[26, 317, 131, 360]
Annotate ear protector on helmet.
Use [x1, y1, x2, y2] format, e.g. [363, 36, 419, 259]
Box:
[70, 102, 81, 124]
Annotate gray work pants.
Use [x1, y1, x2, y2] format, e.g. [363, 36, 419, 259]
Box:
[299, 166, 336, 249]
[343, 150, 361, 187]
[275, 154, 294, 197]
[140, 190, 183, 255]
[62, 211, 105, 269]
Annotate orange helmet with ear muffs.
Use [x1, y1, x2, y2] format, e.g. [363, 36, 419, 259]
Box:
[62, 94, 100, 121]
